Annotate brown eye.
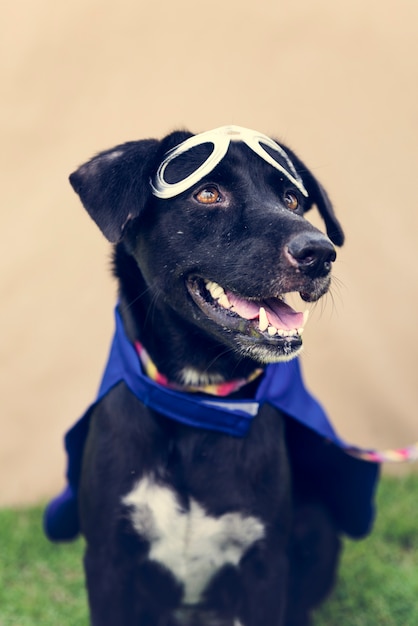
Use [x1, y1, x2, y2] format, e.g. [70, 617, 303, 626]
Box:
[195, 186, 221, 204]
[284, 192, 299, 211]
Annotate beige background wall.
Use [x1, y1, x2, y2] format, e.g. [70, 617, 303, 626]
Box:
[2, 0, 418, 506]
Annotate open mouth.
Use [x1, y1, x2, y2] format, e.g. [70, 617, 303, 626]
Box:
[186, 277, 309, 359]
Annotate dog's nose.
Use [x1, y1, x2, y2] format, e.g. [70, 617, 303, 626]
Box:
[285, 232, 336, 277]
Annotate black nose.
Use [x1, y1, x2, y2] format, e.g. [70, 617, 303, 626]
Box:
[286, 232, 336, 277]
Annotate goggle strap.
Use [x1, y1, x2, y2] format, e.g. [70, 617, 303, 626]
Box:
[150, 126, 308, 199]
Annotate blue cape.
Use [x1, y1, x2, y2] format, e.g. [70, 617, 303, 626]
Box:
[44, 308, 379, 541]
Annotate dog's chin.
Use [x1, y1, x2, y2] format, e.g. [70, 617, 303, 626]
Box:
[186, 277, 307, 364]
[234, 335, 303, 364]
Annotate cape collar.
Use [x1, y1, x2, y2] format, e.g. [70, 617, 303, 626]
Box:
[96, 307, 345, 441]
[101, 308, 418, 463]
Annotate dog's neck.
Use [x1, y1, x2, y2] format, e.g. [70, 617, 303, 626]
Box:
[118, 288, 264, 389]
[134, 339, 263, 396]
[114, 243, 268, 386]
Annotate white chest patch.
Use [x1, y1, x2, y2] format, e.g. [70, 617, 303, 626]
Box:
[122, 477, 265, 604]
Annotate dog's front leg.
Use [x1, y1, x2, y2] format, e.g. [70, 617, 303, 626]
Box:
[79, 388, 187, 625]
[228, 404, 292, 626]
[285, 501, 341, 626]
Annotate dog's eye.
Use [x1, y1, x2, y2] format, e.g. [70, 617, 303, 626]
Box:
[195, 186, 221, 204]
[284, 192, 299, 211]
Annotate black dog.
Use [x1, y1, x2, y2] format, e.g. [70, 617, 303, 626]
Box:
[53, 126, 377, 626]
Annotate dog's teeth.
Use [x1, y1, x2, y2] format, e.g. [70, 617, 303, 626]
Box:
[206, 280, 225, 299]
[212, 285, 225, 299]
[205, 280, 232, 308]
[303, 310, 310, 325]
[259, 307, 269, 332]
[268, 326, 302, 337]
[218, 294, 232, 309]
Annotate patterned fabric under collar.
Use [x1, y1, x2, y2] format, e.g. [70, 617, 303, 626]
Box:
[348, 442, 418, 463]
[134, 340, 264, 397]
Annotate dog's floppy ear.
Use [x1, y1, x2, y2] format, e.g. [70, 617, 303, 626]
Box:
[69, 139, 160, 243]
[284, 147, 345, 246]
[303, 175, 345, 247]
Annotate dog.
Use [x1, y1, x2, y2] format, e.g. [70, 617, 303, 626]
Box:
[46, 126, 379, 625]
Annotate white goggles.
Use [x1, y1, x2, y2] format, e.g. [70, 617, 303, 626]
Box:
[150, 125, 308, 199]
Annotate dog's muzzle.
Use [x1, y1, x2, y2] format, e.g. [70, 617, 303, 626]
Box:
[186, 277, 309, 362]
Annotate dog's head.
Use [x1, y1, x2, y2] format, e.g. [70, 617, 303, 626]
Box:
[70, 126, 344, 374]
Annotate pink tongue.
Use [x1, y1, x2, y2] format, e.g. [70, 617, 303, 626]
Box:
[226, 292, 303, 330]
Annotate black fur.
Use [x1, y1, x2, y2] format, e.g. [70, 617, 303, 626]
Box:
[70, 130, 344, 626]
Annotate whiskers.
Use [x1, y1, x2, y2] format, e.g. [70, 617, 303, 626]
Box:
[120, 284, 164, 329]
[325, 274, 345, 314]
[201, 344, 250, 380]
[308, 274, 345, 322]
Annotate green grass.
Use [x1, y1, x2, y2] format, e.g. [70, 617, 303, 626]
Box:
[0, 506, 87, 626]
[0, 474, 417, 625]
[315, 473, 418, 625]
